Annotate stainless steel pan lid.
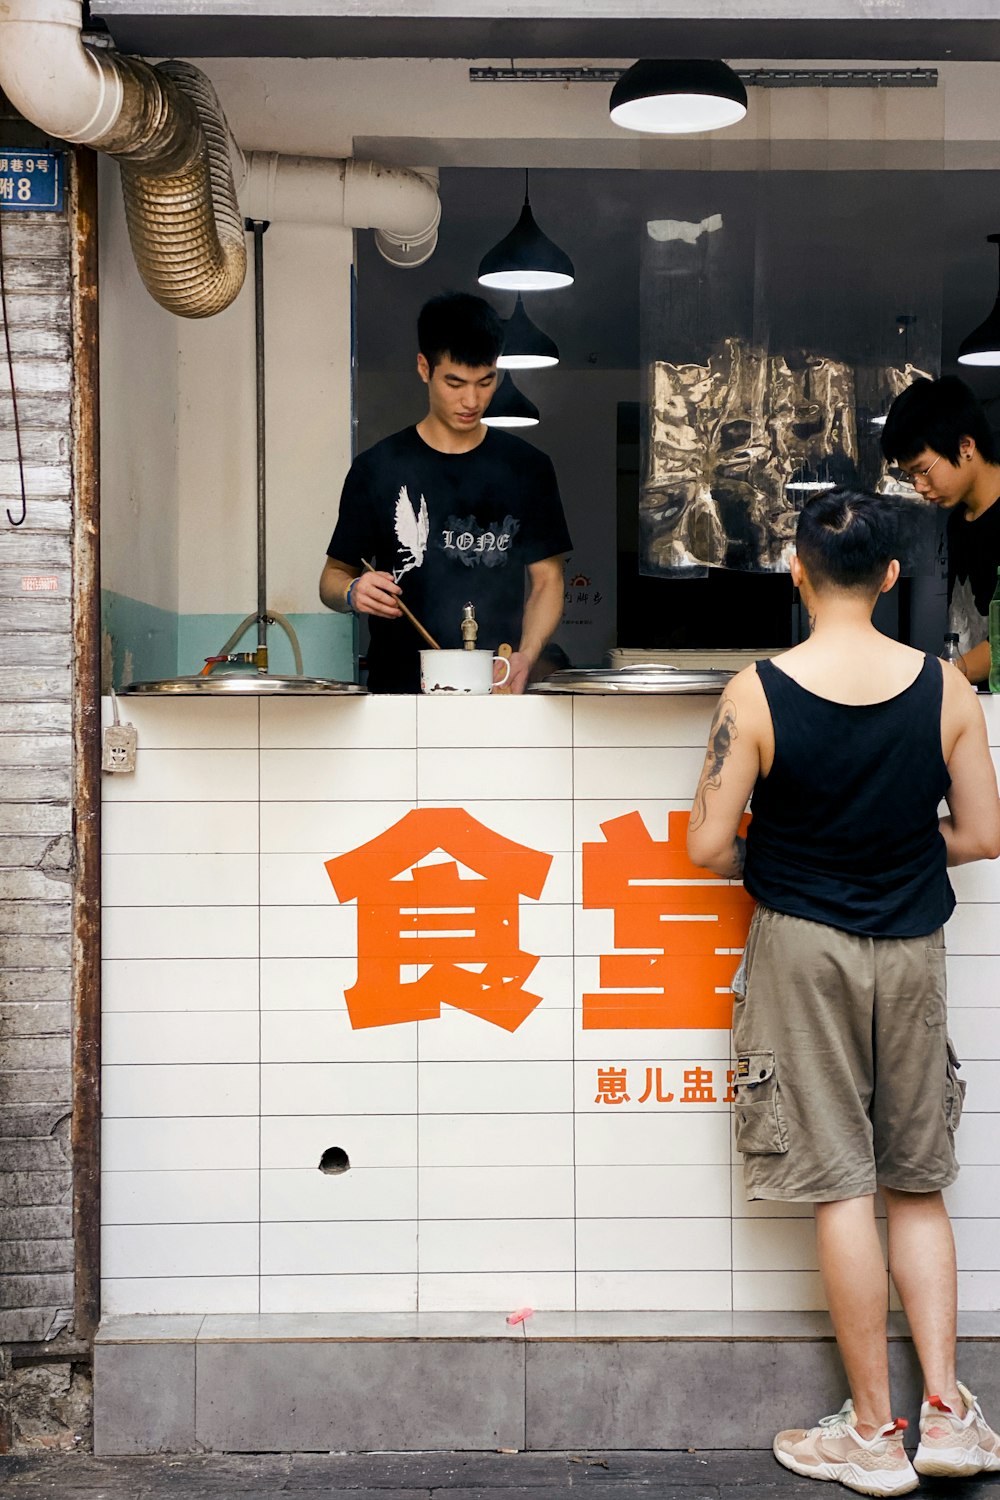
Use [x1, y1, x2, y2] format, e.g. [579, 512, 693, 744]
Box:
[529, 665, 733, 694]
[121, 673, 366, 695]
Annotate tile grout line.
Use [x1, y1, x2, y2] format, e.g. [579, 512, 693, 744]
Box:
[262, 699, 265, 1314]
[415, 695, 421, 1315]
[571, 700, 578, 1317]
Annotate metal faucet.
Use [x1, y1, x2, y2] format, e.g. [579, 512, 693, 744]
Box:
[461, 602, 478, 650]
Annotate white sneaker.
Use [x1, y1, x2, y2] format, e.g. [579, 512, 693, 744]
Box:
[774, 1400, 918, 1496]
[914, 1381, 1000, 1478]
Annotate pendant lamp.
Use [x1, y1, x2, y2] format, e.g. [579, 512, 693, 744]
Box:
[497, 295, 559, 369]
[478, 172, 574, 292]
[958, 235, 1000, 366]
[609, 59, 747, 135]
[482, 372, 540, 428]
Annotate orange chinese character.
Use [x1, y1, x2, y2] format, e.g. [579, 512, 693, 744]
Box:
[581, 810, 754, 1030]
[325, 807, 552, 1032]
[680, 1066, 717, 1103]
[724, 1068, 736, 1104]
[595, 1066, 630, 1104]
[638, 1066, 673, 1104]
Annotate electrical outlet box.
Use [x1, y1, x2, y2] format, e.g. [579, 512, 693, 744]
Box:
[102, 722, 137, 773]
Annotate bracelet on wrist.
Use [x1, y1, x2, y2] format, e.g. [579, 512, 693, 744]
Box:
[345, 578, 359, 614]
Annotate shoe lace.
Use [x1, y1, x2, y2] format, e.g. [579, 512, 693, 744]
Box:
[817, 1400, 857, 1438]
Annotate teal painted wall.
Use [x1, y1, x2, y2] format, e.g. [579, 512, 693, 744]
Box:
[102, 591, 356, 688]
[178, 612, 355, 681]
[102, 591, 179, 692]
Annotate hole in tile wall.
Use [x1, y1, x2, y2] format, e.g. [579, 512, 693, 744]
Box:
[318, 1146, 351, 1175]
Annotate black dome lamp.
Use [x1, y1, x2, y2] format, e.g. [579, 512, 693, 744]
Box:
[958, 234, 1000, 366]
[482, 372, 540, 428]
[497, 295, 559, 369]
[609, 58, 747, 135]
[478, 171, 574, 292]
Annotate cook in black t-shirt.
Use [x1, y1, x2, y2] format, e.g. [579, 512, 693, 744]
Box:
[320, 293, 572, 694]
[326, 424, 572, 693]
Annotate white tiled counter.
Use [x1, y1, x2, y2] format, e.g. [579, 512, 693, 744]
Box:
[99, 693, 1000, 1321]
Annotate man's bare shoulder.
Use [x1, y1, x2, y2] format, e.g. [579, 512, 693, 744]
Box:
[725, 662, 769, 707]
[941, 657, 985, 724]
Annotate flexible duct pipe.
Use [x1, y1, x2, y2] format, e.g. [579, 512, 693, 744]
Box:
[0, 0, 245, 317]
[241, 154, 440, 268]
[0, 0, 441, 316]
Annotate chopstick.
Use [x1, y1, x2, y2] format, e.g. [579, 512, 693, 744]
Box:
[360, 559, 441, 650]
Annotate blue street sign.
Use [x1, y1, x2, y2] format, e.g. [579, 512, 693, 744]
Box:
[0, 150, 64, 213]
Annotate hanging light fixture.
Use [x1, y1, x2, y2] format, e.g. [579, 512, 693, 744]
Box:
[958, 235, 1000, 366]
[478, 171, 574, 292]
[497, 295, 559, 369]
[482, 372, 540, 428]
[609, 59, 748, 135]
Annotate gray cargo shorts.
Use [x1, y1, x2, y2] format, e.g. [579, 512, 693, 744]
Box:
[731, 905, 966, 1203]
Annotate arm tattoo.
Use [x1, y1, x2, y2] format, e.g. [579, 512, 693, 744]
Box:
[690, 696, 738, 831]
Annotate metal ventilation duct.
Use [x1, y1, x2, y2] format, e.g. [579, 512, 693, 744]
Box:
[0, 0, 440, 317]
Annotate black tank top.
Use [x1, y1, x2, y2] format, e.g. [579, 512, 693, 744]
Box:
[744, 654, 955, 937]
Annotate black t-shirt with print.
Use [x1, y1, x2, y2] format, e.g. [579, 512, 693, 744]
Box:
[947, 498, 1000, 653]
[328, 425, 573, 692]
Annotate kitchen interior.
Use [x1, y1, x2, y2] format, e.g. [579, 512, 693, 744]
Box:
[89, 36, 1000, 699]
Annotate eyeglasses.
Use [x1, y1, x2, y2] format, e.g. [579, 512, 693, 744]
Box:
[889, 454, 943, 487]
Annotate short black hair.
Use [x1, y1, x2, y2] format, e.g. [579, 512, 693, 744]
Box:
[880, 374, 998, 466]
[795, 488, 899, 593]
[417, 293, 505, 372]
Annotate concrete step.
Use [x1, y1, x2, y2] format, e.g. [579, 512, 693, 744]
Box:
[93, 1310, 1000, 1456]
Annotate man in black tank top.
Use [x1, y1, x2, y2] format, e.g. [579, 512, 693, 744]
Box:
[687, 491, 1000, 1496]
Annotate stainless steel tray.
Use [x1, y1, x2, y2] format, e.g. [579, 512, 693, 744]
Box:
[121, 672, 366, 696]
[530, 665, 734, 695]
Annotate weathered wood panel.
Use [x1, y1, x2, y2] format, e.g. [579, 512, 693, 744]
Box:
[0, 1173, 71, 1208]
[0, 1070, 72, 1106]
[0, 633, 74, 667]
[0, 1005, 71, 1038]
[0, 393, 72, 428]
[0, 667, 72, 700]
[0, 773, 72, 805]
[0, 970, 72, 1003]
[0, 734, 73, 767]
[0, 501, 72, 532]
[0, 164, 85, 1375]
[0, 601, 72, 634]
[0, 702, 72, 733]
[0, 868, 72, 900]
[0, 1208, 72, 1241]
[0, 837, 69, 869]
[0, 1274, 74, 1310]
[0, 903, 72, 936]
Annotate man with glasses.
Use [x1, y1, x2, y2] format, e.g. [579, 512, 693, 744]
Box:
[881, 375, 1000, 684]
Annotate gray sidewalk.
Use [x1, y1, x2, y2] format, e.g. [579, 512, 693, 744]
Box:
[1, 1450, 999, 1499]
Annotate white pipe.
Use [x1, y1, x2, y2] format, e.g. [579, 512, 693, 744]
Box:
[0, 0, 124, 145]
[241, 153, 441, 268]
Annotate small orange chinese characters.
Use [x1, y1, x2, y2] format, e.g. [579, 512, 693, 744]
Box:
[582, 809, 754, 1030]
[325, 807, 552, 1032]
